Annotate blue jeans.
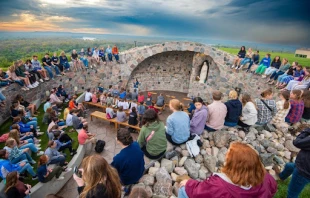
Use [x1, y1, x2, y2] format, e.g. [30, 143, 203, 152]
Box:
[80, 57, 88, 67]
[26, 120, 37, 130]
[58, 121, 65, 126]
[108, 53, 113, 61]
[49, 155, 66, 166]
[0, 81, 9, 87]
[20, 135, 34, 141]
[204, 125, 216, 132]
[178, 186, 189, 198]
[270, 71, 285, 80]
[113, 54, 119, 61]
[240, 57, 251, 66]
[44, 66, 54, 79]
[279, 163, 310, 198]
[20, 143, 38, 153]
[14, 80, 24, 86]
[0, 91, 5, 102]
[11, 152, 33, 164]
[51, 65, 61, 75]
[18, 161, 36, 176]
[224, 121, 237, 127]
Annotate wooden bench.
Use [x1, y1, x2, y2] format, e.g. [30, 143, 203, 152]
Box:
[154, 104, 165, 111]
[90, 111, 118, 129]
[83, 101, 130, 115]
[90, 111, 141, 131]
[117, 121, 141, 131]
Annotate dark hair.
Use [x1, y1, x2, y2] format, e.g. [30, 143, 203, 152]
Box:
[212, 90, 222, 101]
[52, 117, 59, 122]
[45, 53, 49, 55]
[48, 141, 55, 147]
[45, 194, 64, 198]
[234, 87, 242, 97]
[240, 46, 246, 52]
[261, 88, 273, 98]
[53, 131, 61, 139]
[142, 109, 159, 126]
[82, 124, 88, 130]
[266, 53, 271, 58]
[11, 124, 19, 131]
[281, 91, 290, 109]
[302, 90, 310, 108]
[118, 106, 123, 112]
[117, 128, 133, 146]
[87, 47, 91, 52]
[0, 149, 6, 158]
[87, 88, 91, 92]
[131, 107, 137, 113]
[256, 50, 259, 53]
[139, 102, 144, 105]
[193, 97, 204, 105]
[13, 117, 21, 123]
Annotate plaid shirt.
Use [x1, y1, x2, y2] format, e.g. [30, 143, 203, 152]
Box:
[8, 146, 23, 161]
[255, 99, 277, 124]
[271, 100, 290, 124]
[286, 100, 304, 123]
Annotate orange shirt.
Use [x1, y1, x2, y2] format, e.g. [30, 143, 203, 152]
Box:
[69, 100, 75, 110]
[112, 46, 119, 55]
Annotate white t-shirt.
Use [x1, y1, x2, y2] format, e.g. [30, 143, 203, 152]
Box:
[85, 92, 92, 102]
[118, 101, 129, 110]
[66, 114, 73, 126]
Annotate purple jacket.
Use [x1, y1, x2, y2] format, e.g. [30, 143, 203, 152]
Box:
[190, 105, 208, 135]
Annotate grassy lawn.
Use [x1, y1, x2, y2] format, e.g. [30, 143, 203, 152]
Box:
[0, 103, 78, 186]
[219, 47, 310, 67]
[276, 178, 310, 198]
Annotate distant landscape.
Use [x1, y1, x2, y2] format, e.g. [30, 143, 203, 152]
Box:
[0, 32, 309, 70]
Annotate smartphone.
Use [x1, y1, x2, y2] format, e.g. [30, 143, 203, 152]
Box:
[74, 166, 82, 178]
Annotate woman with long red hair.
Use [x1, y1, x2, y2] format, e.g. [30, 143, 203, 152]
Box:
[178, 142, 277, 198]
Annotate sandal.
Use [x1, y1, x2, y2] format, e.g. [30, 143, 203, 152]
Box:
[268, 81, 274, 85]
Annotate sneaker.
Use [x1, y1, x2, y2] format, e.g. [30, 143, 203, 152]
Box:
[27, 85, 34, 89]
[21, 87, 27, 91]
[30, 160, 36, 164]
[70, 151, 77, 156]
[56, 176, 65, 180]
[231, 65, 235, 69]
[35, 139, 42, 143]
[165, 150, 179, 159]
[36, 147, 41, 150]
[63, 167, 72, 173]
[37, 132, 44, 135]
[25, 87, 30, 90]
[39, 79, 44, 82]
[35, 144, 41, 147]
[32, 175, 38, 180]
[51, 78, 55, 80]
[262, 75, 267, 79]
[31, 84, 38, 88]
[57, 74, 62, 77]
[37, 151, 44, 156]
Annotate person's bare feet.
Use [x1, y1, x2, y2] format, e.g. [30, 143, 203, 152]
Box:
[272, 165, 281, 176]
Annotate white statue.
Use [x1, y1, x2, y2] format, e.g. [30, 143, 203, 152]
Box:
[199, 62, 208, 83]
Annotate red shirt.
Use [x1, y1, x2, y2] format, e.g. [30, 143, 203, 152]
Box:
[148, 106, 159, 113]
[138, 95, 145, 103]
[78, 129, 89, 144]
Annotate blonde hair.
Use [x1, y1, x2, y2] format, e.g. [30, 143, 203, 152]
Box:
[229, 90, 238, 100]
[8, 130, 20, 145]
[60, 51, 65, 56]
[169, 99, 183, 111]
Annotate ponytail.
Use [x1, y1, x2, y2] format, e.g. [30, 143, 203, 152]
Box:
[292, 90, 302, 100]
[170, 99, 183, 111]
[281, 91, 290, 109]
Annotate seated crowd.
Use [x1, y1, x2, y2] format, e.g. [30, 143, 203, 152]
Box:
[0, 44, 121, 92]
[231, 46, 310, 92]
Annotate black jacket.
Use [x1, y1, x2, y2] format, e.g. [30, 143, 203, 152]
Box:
[78, 184, 108, 198]
[224, 99, 242, 123]
[128, 112, 138, 126]
[294, 128, 310, 179]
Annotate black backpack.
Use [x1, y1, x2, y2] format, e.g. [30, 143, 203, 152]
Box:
[95, 140, 105, 153]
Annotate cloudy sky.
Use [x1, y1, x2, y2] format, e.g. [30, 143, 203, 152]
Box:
[0, 0, 309, 46]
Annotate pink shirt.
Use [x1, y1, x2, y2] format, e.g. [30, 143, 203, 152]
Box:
[78, 129, 88, 145]
[206, 101, 227, 130]
[50, 93, 61, 103]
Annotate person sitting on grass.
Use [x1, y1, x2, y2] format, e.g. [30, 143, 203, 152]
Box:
[255, 53, 271, 75]
[72, 110, 88, 129]
[44, 98, 52, 112]
[190, 97, 208, 135]
[137, 109, 166, 159]
[273, 127, 310, 198]
[44, 141, 68, 167]
[4, 138, 36, 164]
[205, 91, 227, 132]
[178, 142, 277, 198]
[8, 130, 43, 156]
[12, 117, 42, 137]
[0, 149, 38, 181]
[37, 155, 68, 183]
[10, 124, 38, 144]
[53, 131, 77, 156]
[117, 106, 127, 122]
[231, 46, 246, 69]
[111, 129, 144, 186]
[5, 171, 32, 198]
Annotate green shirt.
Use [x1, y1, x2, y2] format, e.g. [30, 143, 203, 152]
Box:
[137, 121, 167, 156]
[15, 67, 25, 77]
[279, 63, 291, 72]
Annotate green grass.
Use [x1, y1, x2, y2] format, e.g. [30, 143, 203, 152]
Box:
[275, 179, 310, 198]
[219, 47, 310, 67]
[0, 103, 78, 186]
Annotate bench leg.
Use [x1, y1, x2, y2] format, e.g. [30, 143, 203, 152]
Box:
[91, 115, 93, 121]
[114, 123, 118, 131]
